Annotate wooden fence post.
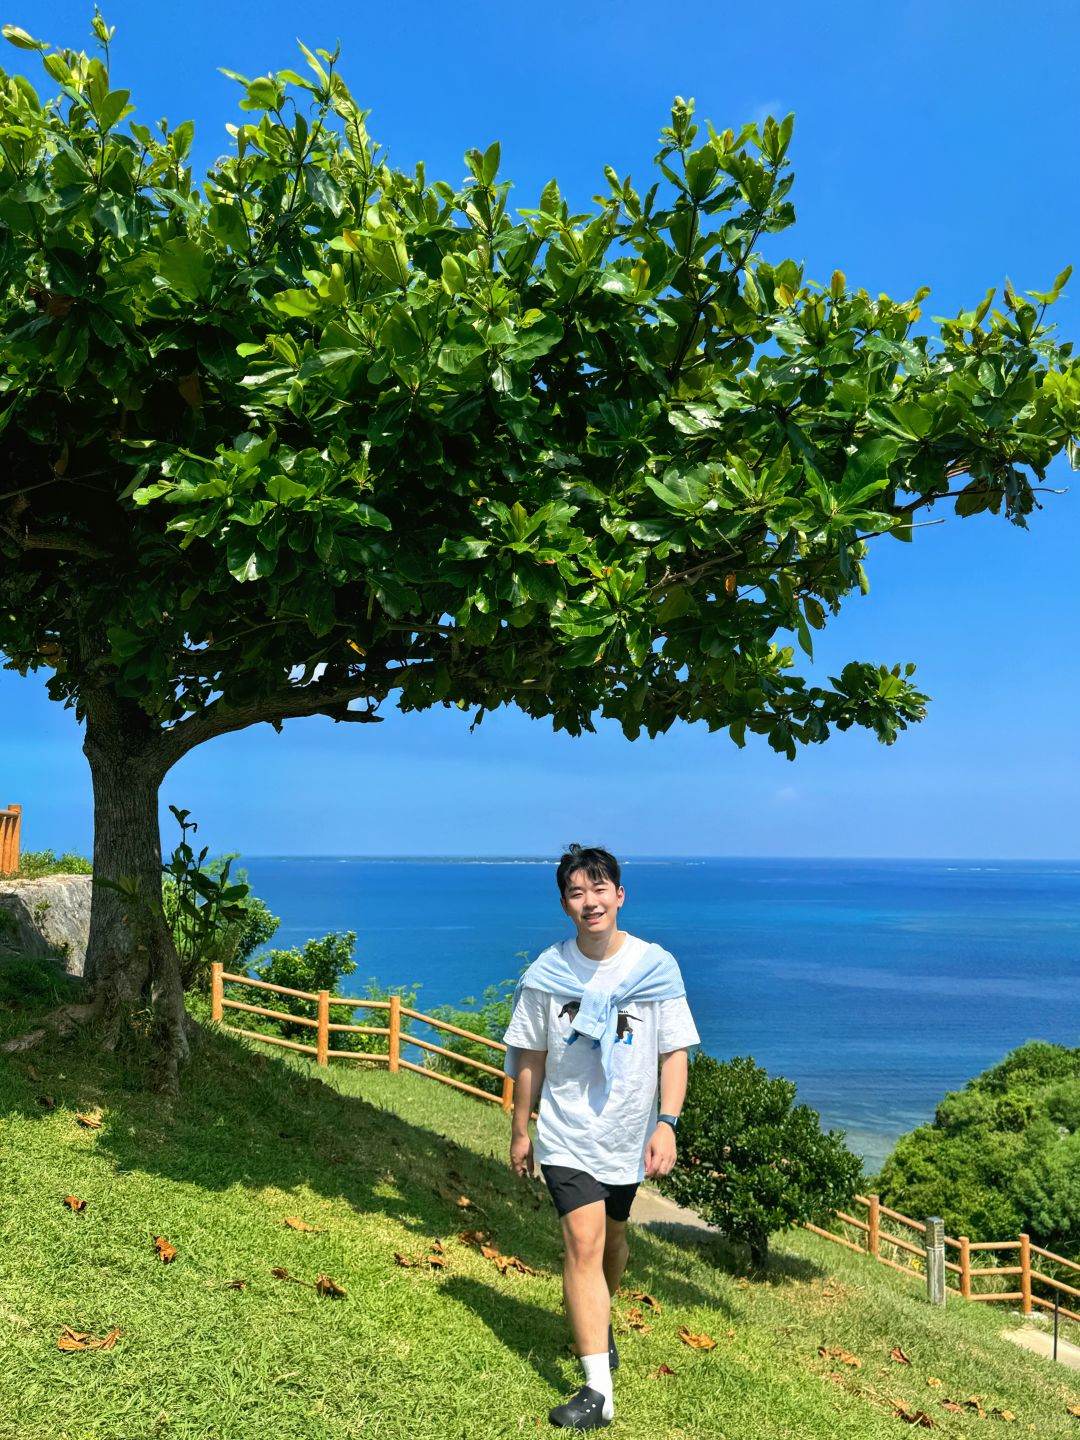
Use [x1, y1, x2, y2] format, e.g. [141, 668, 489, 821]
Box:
[317, 990, 329, 1066]
[211, 962, 223, 1024]
[1020, 1233, 1032, 1315]
[925, 1217, 946, 1307]
[959, 1236, 971, 1299]
[0, 803, 20, 875]
[501, 1073, 514, 1113]
[388, 994, 400, 1072]
[868, 1194, 880, 1258]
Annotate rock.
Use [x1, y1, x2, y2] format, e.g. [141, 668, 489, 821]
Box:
[0, 875, 92, 976]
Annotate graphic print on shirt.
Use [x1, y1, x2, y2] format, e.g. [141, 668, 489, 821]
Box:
[557, 999, 640, 1046]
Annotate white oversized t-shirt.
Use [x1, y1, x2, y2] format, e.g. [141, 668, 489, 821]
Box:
[502, 933, 700, 1185]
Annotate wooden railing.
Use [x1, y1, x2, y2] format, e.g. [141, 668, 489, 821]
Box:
[210, 962, 515, 1111]
[0, 803, 21, 875]
[810, 1192, 1080, 1324]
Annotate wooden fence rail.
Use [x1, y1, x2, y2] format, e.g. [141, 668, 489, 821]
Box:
[0, 803, 21, 875]
[209, 963, 1080, 1325]
[211, 963, 515, 1111]
[811, 1191, 1080, 1326]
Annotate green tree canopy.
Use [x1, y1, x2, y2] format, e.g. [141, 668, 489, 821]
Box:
[1, 17, 1077, 1078]
[876, 1041, 1080, 1252]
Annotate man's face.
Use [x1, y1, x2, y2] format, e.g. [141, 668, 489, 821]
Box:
[560, 868, 625, 936]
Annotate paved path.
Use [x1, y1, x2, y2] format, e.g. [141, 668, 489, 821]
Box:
[1002, 1325, 1080, 1371]
[630, 1184, 710, 1231]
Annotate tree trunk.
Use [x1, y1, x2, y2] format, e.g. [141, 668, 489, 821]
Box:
[82, 690, 189, 1089]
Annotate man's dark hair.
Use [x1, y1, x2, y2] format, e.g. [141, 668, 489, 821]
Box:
[556, 844, 622, 896]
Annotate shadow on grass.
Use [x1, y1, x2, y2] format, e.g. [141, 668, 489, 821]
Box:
[440, 1275, 571, 1390]
[0, 959, 821, 1312]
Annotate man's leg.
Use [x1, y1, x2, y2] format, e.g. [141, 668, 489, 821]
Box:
[561, 1199, 610, 1359]
[603, 1216, 629, 1296]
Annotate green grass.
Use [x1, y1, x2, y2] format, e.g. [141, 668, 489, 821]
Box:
[1, 960, 1078, 1440]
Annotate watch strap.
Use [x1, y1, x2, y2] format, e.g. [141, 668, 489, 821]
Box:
[658, 1113, 679, 1130]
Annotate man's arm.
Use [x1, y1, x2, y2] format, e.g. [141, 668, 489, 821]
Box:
[509, 1048, 546, 1177]
[644, 1048, 689, 1178]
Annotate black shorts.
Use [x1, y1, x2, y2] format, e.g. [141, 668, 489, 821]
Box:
[541, 1164, 639, 1223]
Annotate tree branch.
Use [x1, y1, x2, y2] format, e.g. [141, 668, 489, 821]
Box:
[1, 521, 111, 560]
[156, 664, 425, 766]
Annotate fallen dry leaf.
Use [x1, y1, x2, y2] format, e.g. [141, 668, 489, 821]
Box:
[224, 1279, 247, 1291]
[966, 1397, 987, 1420]
[1068, 1404, 1080, 1417]
[993, 1411, 1016, 1423]
[153, 1236, 176, 1264]
[63, 1195, 86, 1213]
[428, 1253, 446, 1269]
[283, 1216, 319, 1233]
[57, 1325, 119, 1353]
[654, 1364, 676, 1377]
[678, 1326, 717, 1351]
[76, 1110, 103, 1130]
[393, 1253, 418, 1268]
[430, 1240, 445, 1255]
[626, 1308, 651, 1332]
[493, 1253, 537, 1276]
[621, 1288, 661, 1313]
[942, 1402, 964, 1414]
[455, 1195, 472, 1209]
[271, 1267, 293, 1281]
[927, 1377, 943, 1389]
[315, 1274, 346, 1299]
[894, 1403, 936, 1428]
[891, 1346, 912, 1365]
[819, 1346, 861, 1368]
[38, 1095, 55, 1111]
[457, 1229, 492, 1248]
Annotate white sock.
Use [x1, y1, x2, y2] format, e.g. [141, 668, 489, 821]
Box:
[580, 1353, 614, 1420]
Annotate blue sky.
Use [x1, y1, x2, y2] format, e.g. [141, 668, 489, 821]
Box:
[3, 0, 1078, 859]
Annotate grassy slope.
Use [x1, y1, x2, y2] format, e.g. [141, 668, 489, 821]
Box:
[1, 965, 1078, 1440]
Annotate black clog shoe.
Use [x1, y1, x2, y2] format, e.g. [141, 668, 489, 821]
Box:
[549, 1385, 611, 1430]
[608, 1322, 619, 1371]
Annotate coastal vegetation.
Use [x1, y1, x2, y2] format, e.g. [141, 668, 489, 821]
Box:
[659, 1053, 862, 1265]
[4, 957, 1080, 1440]
[3, 16, 1078, 1079]
[1, 849, 92, 880]
[876, 1040, 1080, 1256]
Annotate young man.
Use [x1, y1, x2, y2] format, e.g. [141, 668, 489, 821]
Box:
[503, 844, 700, 1430]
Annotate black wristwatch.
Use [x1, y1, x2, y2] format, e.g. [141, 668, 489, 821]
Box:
[658, 1113, 680, 1131]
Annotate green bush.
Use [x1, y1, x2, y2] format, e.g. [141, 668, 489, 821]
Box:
[248, 932, 419, 1059]
[658, 1053, 861, 1266]
[6, 849, 93, 879]
[427, 976, 518, 1096]
[876, 1040, 1080, 1254]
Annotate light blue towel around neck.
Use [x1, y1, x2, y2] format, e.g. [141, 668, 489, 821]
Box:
[503, 939, 686, 1098]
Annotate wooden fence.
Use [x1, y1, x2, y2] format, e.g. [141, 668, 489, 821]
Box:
[210, 962, 515, 1111]
[0, 804, 20, 875]
[210, 962, 1080, 1326]
[808, 1191, 1080, 1324]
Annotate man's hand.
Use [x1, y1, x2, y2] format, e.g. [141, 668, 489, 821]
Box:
[510, 1131, 535, 1178]
[644, 1123, 678, 1179]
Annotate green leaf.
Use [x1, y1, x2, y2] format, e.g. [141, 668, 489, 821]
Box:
[505, 313, 563, 362]
[437, 324, 486, 374]
[2, 24, 43, 50]
[157, 238, 214, 301]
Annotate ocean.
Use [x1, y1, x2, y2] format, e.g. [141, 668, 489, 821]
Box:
[236, 856, 1080, 1173]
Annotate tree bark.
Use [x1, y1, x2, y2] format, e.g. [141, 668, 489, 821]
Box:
[81, 689, 189, 1089]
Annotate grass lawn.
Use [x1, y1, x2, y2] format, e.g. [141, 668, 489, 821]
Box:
[1, 959, 1079, 1440]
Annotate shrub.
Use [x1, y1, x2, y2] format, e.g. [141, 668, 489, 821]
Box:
[7, 849, 92, 879]
[658, 1053, 861, 1266]
[248, 933, 419, 1059]
[875, 1041, 1080, 1254]
[427, 976, 518, 1096]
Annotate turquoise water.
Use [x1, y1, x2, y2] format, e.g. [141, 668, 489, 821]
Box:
[237, 857, 1080, 1172]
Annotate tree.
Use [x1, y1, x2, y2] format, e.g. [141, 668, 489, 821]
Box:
[659, 1053, 862, 1265]
[1, 17, 1077, 1081]
[876, 1041, 1080, 1251]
